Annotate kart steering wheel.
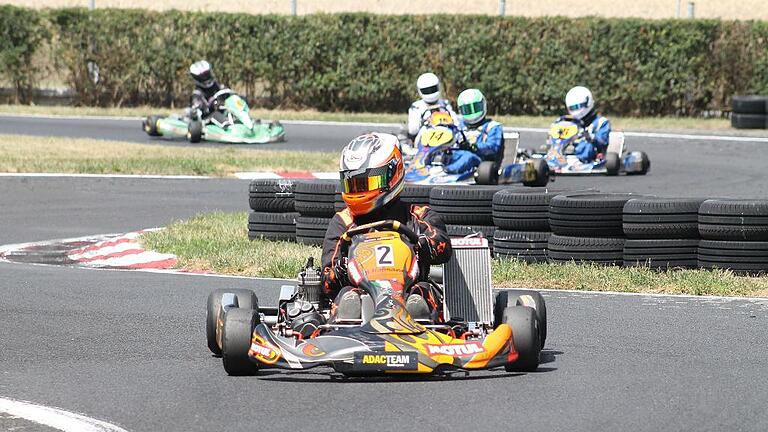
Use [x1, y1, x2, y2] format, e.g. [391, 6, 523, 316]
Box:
[340, 220, 420, 246]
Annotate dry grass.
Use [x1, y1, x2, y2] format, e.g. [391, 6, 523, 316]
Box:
[3, 0, 767, 19]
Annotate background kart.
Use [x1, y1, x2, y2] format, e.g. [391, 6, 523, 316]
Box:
[206, 221, 547, 377]
[531, 117, 649, 176]
[402, 114, 549, 187]
[143, 91, 285, 144]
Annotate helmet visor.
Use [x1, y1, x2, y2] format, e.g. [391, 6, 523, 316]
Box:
[419, 85, 439, 96]
[568, 101, 590, 111]
[459, 101, 484, 117]
[340, 166, 391, 194]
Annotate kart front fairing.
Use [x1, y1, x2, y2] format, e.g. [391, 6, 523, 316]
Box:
[404, 125, 475, 184]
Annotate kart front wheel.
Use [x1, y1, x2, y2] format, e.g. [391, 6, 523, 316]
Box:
[523, 159, 549, 187]
[475, 161, 499, 185]
[144, 115, 162, 136]
[503, 306, 541, 372]
[605, 152, 620, 176]
[206, 289, 258, 356]
[187, 120, 203, 143]
[222, 308, 260, 376]
[495, 289, 547, 348]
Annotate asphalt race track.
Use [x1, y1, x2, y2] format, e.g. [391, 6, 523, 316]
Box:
[2, 117, 768, 430]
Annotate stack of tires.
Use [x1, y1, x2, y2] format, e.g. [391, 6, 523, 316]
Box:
[698, 199, 768, 273]
[294, 180, 336, 246]
[430, 185, 508, 251]
[731, 96, 768, 129]
[491, 188, 570, 263]
[548, 193, 639, 265]
[247, 179, 299, 242]
[622, 197, 703, 269]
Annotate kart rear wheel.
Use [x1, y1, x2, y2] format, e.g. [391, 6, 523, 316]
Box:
[144, 115, 162, 136]
[636, 151, 650, 175]
[503, 306, 541, 372]
[605, 152, 620, 176]
[222, 308, 260, 376]
[523, 159, 549, 187]
[206, 289, 258, 356]
[475, 161, 499, 185]
[187, 120, 203, 143]
[494, 289, 547, 348]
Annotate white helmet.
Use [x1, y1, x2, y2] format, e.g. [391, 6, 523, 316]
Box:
[417, 72, 441, 104]
[565, 86, 595, 120]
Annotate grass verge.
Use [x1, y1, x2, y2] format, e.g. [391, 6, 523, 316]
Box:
[0, 134, 337, 176]
[0, 104, 749, 134]
[142, 212, 768, 298]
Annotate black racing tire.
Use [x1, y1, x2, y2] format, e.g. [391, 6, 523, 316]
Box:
[248, 212, 298, 242]
[143, 115, 162, 136]
[502, 306, 541, 372]
[623, 197, 704, 239]
[494, 290, 547, 348]
[732, 95, 768, 115]
[549, 193, 641, 237]
[699, 199, 768, 241]
[221, 308, 261, 376]
[605, 152, 620, 176]
[492, 187, 576, 231]
[523, 159, 550, 187]
[206, 289, 258, 356]
[731, 113, 767, 129]
[296, 216, 331, 246]
[493, 230, 550, 263]
[248, 179, 297, 212]
[475, 161, 499, 185]
[430, 185, 516, 225]
[295, 180, 337, 217]
[548, 235, 625, 265]
[187, 120, 203, 143]
[623, 239, 699, 269]
[636, 151, 651, 175]
[698, 240, 768, 273]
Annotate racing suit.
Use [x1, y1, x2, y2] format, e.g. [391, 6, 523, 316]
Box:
[445, 118, 504, 174]
[321, 199, 452, 317]
[407, 99, 459, 141]
[188, 81, 233, 123]
[573, 110, 611, 163]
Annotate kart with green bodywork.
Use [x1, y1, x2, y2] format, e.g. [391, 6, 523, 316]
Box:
[143, 89, 285, 144]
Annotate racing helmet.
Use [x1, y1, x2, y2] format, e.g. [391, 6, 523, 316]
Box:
[457, 88, 487, 126]
[417, 72, 441, 104]
[189, 60, 216, 90]
[565, 86, 595, 120]
[340, 133, 404, 217]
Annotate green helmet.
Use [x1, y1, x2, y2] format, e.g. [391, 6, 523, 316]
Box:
[457, 88, 487, 125]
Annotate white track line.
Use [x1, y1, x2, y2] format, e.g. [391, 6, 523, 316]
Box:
[0, 398, 128, 432]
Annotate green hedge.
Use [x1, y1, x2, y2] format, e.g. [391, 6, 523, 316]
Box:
[4, 6, 768, 115]
[0, 6, 48, 103]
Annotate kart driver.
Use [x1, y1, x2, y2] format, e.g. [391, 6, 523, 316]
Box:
[322, 133, 453, 322]
[562, 86, 611, 163]
[407, 72, 458, 141]
[187, 60, 233, 122]
[446, 88, 504, 174]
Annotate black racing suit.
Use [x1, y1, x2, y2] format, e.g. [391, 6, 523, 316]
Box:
[189, 82, 232, 122]
[321, 199, 452, 314]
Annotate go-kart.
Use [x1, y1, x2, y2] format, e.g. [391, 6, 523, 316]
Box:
[530, 117, 649, 175]
[206, 220, 547, 376]
[143, 89, 285, 144]
[403, 112, 549, 186]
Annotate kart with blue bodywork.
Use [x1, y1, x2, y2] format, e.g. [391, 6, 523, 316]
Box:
[403, 112, 549, 186]
[205, 220, 547, 377]
[530, 117, 649, 176]
[143, 89, 285, 144]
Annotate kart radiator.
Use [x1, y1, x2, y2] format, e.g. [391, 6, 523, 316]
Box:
[442, 237, 494, 325]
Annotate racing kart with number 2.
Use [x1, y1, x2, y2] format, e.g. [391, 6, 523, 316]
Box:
[206, 220, 547, 377]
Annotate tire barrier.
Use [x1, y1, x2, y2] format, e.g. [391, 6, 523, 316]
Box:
[731, 95, 768, 129]
[246, 179, 768, 273]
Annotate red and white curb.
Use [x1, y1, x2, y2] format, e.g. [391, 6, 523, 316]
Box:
[66, 231, 177, 269]
[234, 171, 337, 180]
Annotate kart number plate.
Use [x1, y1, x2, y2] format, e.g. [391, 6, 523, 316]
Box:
[422, 129, 454, 147]
[353, 351, 418, 371]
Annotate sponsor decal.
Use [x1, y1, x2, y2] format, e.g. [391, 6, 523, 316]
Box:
[353, 351, 418, 371]
[249, 335, 281, 364]
[450, 237, 488, 248]
[426, 341, 486, 357]
[300, 343, 326, 357]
